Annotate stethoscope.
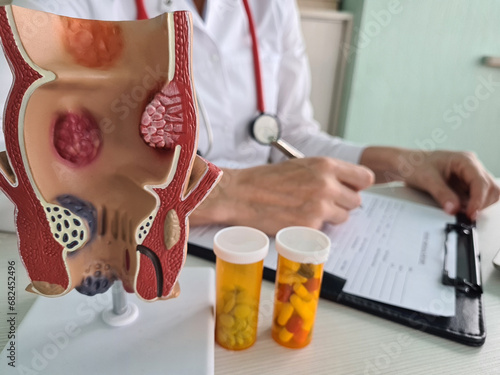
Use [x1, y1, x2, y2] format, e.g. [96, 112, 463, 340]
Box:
[241, 0, 304, 159]
[136, 0, 304, 159]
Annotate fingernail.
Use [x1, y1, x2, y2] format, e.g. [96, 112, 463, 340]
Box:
[444, 201, 455, 215]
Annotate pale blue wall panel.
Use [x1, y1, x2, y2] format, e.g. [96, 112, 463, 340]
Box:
[342, 0, 500, 175]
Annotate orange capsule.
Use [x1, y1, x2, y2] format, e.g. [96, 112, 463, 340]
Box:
[285, 315, 303, 334]
[304, 277, 321, 292]
[293, 328, 310, 345]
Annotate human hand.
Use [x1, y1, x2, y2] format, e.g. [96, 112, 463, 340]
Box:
[402, 150, 499, 220]
[190, 157, 374, 235]
[360, 147, 499, 220]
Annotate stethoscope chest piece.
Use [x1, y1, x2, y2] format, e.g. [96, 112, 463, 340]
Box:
[250, 113, 281, 145]
[250, 113, 305, 159]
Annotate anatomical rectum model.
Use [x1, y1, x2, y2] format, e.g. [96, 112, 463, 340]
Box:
[0, 6, 221, 302]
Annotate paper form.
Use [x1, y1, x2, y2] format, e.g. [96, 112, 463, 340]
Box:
[321, 192, 456, 316]
[188, 191, 457, 317]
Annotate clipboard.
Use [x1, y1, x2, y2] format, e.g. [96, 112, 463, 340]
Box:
[187, 213, 485, 347]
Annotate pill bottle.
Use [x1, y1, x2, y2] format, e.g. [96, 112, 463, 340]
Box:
[214, 226, 269, 350]
[271, 226, 331, 349]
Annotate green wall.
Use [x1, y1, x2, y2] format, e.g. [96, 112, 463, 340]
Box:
[341, 0, 500, 176]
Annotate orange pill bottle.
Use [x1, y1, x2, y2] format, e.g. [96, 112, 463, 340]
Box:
[271, 226, 331, 349]
[213, 226, 269, 350]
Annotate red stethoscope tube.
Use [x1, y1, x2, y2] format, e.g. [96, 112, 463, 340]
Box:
[242, 0, 266, 114]
[135, 0, 148, 20]
[241, 0, 304, 158]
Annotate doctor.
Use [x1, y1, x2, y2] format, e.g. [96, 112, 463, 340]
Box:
[0, 0, 498, 235]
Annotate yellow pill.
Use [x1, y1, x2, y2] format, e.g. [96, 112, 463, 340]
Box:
[241, 329, 253, 340]
[223, 295, 236, 314]
[218, 313, 235, 328]
[221, 325, 238, 336]
[226, 335, 236, 348]
[234, 318, 248, 332]
[302, 317, 314, 331]
[233, 304, 252, 319]
[278, 272, 307, 285]
[236, 334, 245, 347]
[247, 313, 257, 327]
[293, 282, 312, 301]
[216, 330, 230, 345]
[236, 290, 251, 304]
[218, 328, 237, 348]
[278, 327, 294, 343]
[277, 303, 294, 326]
[281, 258, 301, 272]
[277, 273, 294, 284]
[290, 294, 314, 321]
[243, 327, 255, 340]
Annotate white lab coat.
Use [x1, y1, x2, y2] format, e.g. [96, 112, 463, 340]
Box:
[0, 0, 365, 231]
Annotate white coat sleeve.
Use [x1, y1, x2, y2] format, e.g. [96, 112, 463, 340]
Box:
[271, 1, 365, 165]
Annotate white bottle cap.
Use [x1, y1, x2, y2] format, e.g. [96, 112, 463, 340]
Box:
[275, 226, 331, 264]
[214, 226, 269, 264]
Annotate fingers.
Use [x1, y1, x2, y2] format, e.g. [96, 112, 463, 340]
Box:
[426, 172, 461, 215]
[191, 156, 375, 234]
[407, 151, 500, 220]
[306, 157, 373, 206]
[307, 158, 370, 223]
[299, 199, 350, 229]
[325, 204, 350, 225]
[465, 176, 500, 220]
[448, 153, 500, 219]
[333, 159, 375, 191]
[404, 166, 461, 215]
[333, 182, 363, 211]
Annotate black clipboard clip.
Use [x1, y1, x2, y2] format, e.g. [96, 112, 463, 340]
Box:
[442, 213, 482, 296]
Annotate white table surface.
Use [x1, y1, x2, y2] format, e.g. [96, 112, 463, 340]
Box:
[1, 183, 500, 375]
